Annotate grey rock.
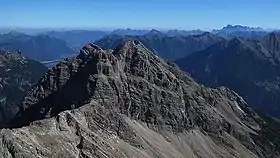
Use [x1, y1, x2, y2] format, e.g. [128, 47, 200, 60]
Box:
[1, 41, 279, 157]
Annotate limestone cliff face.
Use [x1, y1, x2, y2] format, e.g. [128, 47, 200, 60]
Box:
[1, 41, 279, 158]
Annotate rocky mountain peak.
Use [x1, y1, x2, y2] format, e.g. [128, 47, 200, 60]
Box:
[82, 43, 103, 52]
[77, 43, 104, 59]
[0, 50, 23, 60]
[113, 40, 149, 55]
[4, 41, 280, 157]
[117, 40, 140, 48]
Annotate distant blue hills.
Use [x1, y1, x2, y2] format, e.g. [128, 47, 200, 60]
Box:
[0, 24, 279, 63]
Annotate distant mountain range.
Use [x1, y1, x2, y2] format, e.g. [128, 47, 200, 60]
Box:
[0, 31, 76, 61]
[95, 32, 225, 60]
[0, 25, 276, 61]
[166, 29, 206, 37]
[213, 24, 266, 33]
[44, 30, 110, 48]
[176, 32, 280, 119]
[35, 25, 278, 48]
[111, 28, 150, 36]
[0, 25, 277, 67]
[213, 25, 271, 40]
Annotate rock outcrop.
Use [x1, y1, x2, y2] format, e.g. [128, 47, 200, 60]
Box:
[1, 41, 279, 158]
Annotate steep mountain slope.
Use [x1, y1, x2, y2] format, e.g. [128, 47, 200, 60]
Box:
[95, 32, 225, 60]
[45, 30, 109, 48]
[0, 50, 48, 125]
[176, 33, 280, 119]
[0, 32, 76, 61]
[1, 41, 279, 158]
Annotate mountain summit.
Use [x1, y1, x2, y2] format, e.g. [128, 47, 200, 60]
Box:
[0, 41, 279, 158]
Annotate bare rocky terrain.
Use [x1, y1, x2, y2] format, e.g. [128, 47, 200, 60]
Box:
[0, 41, 279, 158]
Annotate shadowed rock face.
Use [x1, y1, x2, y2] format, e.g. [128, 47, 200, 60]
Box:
[176, 33, 280, 119]
[1, 41, 280, 158]
[0, 50, 47, 125]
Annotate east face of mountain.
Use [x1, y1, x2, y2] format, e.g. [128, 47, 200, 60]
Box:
[0, 50, 48, 125]
[176, 33, 280, 119]
[95, 32, 225, 60]
[1, 41, 280, 158]
[0, 32, 76, 61]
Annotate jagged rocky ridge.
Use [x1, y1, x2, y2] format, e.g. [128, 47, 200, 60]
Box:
[1, 41, 280, 158]
[0, 50, 47, 125]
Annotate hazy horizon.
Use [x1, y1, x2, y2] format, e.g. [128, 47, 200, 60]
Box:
[1, 0, 280, 30]
[0, 24, 278, 33]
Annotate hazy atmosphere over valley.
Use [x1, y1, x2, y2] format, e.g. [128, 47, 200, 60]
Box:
[0, 0, 280, 157]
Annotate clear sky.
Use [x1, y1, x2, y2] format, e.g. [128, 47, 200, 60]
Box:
[0, 0, 279, 30]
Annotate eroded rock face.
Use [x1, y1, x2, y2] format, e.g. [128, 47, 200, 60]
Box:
[1, 41, 280, 158]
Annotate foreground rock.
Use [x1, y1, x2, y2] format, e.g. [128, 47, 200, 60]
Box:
[1, 41, 279, 158]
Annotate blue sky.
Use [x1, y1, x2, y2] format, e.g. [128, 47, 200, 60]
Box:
[0, 0, 279, 30]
